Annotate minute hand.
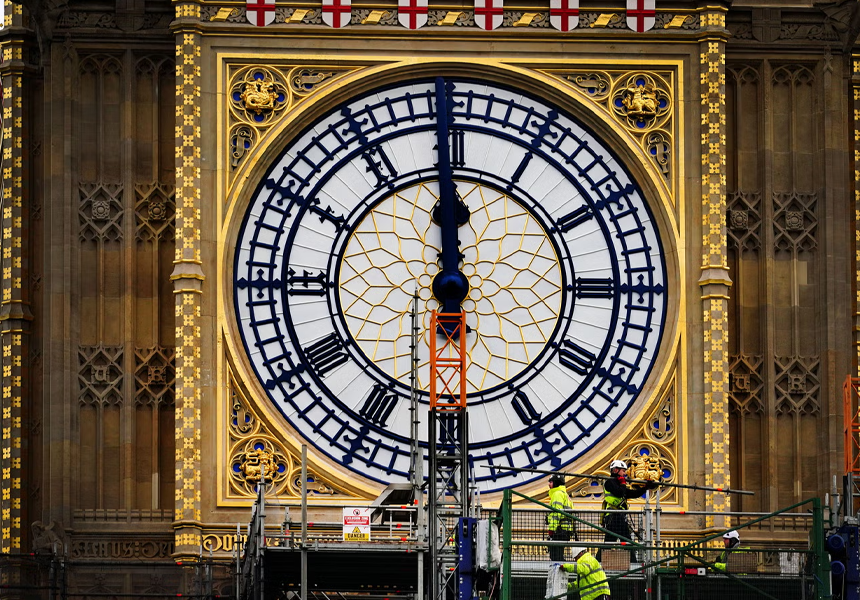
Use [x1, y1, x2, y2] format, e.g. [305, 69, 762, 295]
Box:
[431, 77, 469, 317]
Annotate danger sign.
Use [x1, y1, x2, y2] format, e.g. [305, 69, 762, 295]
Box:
[343, 508, 371, 541]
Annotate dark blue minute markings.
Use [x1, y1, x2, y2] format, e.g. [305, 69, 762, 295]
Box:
[237, 268, 282, 298]
[445, 88, 656, 425]
[450, 88, 660, 448]
[507, 110, 559, 190]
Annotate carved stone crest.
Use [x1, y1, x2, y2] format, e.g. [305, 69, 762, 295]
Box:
[240, 80, 278, 115]
[621, 82, 658, 117]
[627, 452, 662, 482]
[241, 448, 276, 482]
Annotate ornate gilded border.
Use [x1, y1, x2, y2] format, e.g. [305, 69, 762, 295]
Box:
[224, 366, 363, 500]
[215, 56, 686, 507]
[0, 0, 30, 556]
[225, 63, 361, 194]
[173, 3, 206, 557]
[543, 68, 676, 200]
[568, 367, 680, 505]
[697, 8, 732, 525]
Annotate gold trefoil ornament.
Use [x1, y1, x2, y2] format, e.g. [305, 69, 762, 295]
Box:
[240, 80, 278, 115]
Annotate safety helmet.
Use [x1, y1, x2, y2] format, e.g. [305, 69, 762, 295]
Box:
[568, 546, 588, 558]
[610, 460, 628, 470]
[723, 530, 740, 540]
[549, 473, 566, 487]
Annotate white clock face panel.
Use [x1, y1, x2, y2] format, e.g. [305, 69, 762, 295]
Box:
[233, 77, 669, 492]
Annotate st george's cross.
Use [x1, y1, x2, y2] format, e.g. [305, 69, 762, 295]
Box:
[246, 0, 275, 26]
[626, 0, 655, 32]
[398, 0, 428, 28]
[322, 0, 351, 28]
[474, 0, 503, 30]
[549, 0, 579, 31]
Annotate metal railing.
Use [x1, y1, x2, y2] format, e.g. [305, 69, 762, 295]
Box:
[500, 489, 829, 600]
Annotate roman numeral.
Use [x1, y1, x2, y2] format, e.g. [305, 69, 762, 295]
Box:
[508, 152, 533, 189]
[304, 333, 349, 377]
[359, 384, 398, 427]
[450, 129, 465, 167]
[558, 340, 596, 376]
[511, 390, 542, 426]
[264, 178, 345, 233]
[286, 268, 327, 296]
[555, 205, 594, 233]
[307, 198, 347, 232]
[575, 277, 615, 299]
[361, 145, 398, 188]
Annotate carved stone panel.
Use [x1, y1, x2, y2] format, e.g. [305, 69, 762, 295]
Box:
[726, 191, 762, 254]
[773, 192, 817, 255]
[774, 356, 820, 415]
[78, 346, 124, 406]
[134, 346, 175, 406]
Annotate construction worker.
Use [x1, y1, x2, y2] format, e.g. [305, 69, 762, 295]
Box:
[562, 546, 611, 600]
[547, 473, 576, 561]
[713, 530, 748, 572]
[600, 459, 658, 561]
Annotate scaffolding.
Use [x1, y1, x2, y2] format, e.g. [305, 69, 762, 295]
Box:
[428, 310, 471, 600]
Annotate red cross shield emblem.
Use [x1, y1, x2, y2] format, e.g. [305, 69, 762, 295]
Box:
[246, 0, 275, 27]
[549, 0, 579, 31]
[398, 0, 428, 29]
[474, 0, 503, 30]
[626, 0, 655, 32]
[322, 0, 351, 28]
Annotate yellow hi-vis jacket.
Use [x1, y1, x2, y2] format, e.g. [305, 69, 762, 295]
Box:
[713, 545, 750, 572]
[563, 552, 611, 600]
[547, 485, 575, 532]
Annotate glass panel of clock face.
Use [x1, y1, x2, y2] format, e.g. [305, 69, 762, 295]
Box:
[233, 77, 668, 492]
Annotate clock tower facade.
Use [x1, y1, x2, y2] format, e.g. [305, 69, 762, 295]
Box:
[1, 0, 856, 592]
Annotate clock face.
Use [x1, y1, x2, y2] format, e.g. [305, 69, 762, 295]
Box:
[233, 76, 669, 492]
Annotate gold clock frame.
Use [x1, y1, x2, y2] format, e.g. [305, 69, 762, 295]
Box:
[213, 56, 688, 508]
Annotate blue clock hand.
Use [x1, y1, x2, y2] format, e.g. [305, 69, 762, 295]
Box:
[431, 77, 470, 320]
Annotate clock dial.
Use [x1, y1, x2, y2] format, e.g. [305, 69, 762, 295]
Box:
[339, 180, 564, 394]
[233, 77, 669, 492]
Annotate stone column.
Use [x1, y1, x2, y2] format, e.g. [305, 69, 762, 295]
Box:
[0, 0, 32, 556]
[854, 54, 860, 373]
[171, 0, 204, 558]
[697, 7, 732, 526]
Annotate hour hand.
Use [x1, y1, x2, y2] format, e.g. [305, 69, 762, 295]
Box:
[431, 77, 470, 321]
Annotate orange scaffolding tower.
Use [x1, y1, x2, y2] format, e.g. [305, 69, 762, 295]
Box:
[427, 310, 469, 600]
[429, 311, 467, 411]
[843, 375, 860, 517]
[844, 375, 860, 476]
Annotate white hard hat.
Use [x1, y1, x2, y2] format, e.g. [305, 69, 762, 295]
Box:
[568, 546, 588, 558]
[610, 460, 628, 470]
[723, 530, 740, 540]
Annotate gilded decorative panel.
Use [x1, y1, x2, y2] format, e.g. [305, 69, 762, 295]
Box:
[224, 369, 361, 500]
[543, 68, 675, 194]
[218, 59, 683, 505]
[568, 371, 679, 504]
[226, 64, 360, 187]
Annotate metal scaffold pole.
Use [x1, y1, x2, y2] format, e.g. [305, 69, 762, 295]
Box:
[410, 288, 426, 600]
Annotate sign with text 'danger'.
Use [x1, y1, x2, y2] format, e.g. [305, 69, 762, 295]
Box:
[343, 508, 371, 541]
